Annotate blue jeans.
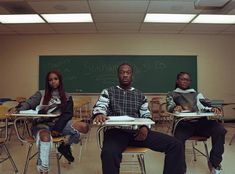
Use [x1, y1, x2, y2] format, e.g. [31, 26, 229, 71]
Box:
[32, 120, 81, 145]
[32, 120, 81, 172]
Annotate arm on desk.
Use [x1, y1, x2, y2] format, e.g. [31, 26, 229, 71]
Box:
[93, 114, 109, 124]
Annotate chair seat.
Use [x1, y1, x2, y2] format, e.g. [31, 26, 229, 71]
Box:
[188, 136, 209, 141]
[124, 147, 149, 153]
[52, 136, 65, 143]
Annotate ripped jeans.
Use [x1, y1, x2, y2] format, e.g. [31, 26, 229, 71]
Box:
[32, 120, 80, 172]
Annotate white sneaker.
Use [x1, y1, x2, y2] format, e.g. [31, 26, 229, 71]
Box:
[211, 166, 222, 174]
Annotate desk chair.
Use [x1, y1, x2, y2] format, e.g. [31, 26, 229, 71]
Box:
[158, 103, 173, 133]
[172, 117, 209, 166]
[2, 101, 20, 141]
[188, 136, 209, 162]
[14, 117, 65, 174]
[149, 97, 161, 123]
[73, 97, 93, 152]
[73, 97, 92, 120]
[97, 126, 149, 174]
[0, 105, 18, 173]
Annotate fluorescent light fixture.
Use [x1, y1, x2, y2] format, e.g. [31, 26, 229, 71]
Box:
[144, 13, 196, 23]
[0, 14, 45, 24]
[192, 14, 235, 24]
[41, 13, 93, 23]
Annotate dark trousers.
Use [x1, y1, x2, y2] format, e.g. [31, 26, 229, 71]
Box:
[174, 118, 227, 172]
[101, 128, 185, 174]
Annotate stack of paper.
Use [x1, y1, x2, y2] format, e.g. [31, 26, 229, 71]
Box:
[19, 109, 38, 114]
[107, 116, 135, 122]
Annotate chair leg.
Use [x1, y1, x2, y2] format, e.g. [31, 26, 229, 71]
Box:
[203, 141, 209, 161]
[78, 140, 83, 162]
[56, 151, 61, 174]
[55, 143, 61, 174]
[3, 144, 18, 173]
[23, 144, 33, 174]
[192, 141, 197, 161]
[137, 154, 146, 174]
[192, 140, 209, 162]
[229, 134, 235, 145]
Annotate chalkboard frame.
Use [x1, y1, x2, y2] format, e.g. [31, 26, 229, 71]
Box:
[39, 55, 197, 93]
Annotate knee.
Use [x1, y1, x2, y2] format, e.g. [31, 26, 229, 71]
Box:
[174, 132, 187, 144]
[174, 139, 184, 151]
[39, 130, 51, 142]
[73, 122, 89, 134]
[212, 124, 227, 136]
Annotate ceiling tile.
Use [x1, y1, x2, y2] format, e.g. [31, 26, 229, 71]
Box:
[89, 1, 148, 13]
[148, 1, 200, 14]
[6, 24, 55, 34]
[0, 24, 15, 34]
[28, 0, 90, 14]
[141, 23, 186, 33]
[51, 23, 97, 33]
[96, 23, 141, 32]
[223, 24, 235, 31]
[183, 23, 231, 33]
[93, 13, 145, 23]
[0, 6, 10, 14]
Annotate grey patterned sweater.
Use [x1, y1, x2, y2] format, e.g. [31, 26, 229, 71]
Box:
[16, 90, 73, 132]
[93, 86, 151, 118]
[166, 88, 212, 113]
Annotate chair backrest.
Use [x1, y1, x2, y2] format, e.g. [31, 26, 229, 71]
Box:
[149, 97, 161, 121]
[73, 97, 92, 123]
[2, 101, 19, 109]
[0, 105, 9, 142]
[15, 97, 27, 103]
[159, 103, 168, 116]
[0, 105, 9, 119]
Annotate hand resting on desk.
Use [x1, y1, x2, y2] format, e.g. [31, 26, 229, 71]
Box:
[93, 114, 109, 125]
[211, 107, 221, 115]
[173, 105, 221, 115]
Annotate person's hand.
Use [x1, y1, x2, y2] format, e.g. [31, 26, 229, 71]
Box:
[134, 126, 149, 141]
[173, 105, 183, 113]
[211, 107, 221, 115]
[8, 107, 19, 115]
[93, 114, 109, 125]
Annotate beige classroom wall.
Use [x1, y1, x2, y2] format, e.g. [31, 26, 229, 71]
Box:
[0, 34, 234, 118]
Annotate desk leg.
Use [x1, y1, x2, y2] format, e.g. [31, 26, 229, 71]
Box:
[172, 118, 185, 136]
[229, 134, 235, 145]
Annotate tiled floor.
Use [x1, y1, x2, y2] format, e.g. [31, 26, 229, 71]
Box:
[1, 123, 235, 174]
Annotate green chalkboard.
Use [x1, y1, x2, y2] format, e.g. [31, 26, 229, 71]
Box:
[39, 55, 197, 93]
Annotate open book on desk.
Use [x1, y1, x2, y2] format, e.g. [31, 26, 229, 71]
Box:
[107, 116, 135, 122]
[19, 104, 57, 114]
[19, 109, 38, 114]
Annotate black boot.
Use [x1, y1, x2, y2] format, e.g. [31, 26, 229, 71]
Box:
[58, 143, 74, 162]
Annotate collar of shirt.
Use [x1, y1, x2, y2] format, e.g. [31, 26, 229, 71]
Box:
[174, 88, 196, 93]
[116, 85, 135, 91]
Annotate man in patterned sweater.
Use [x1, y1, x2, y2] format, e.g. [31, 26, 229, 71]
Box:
[93, 63, 185, 174]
